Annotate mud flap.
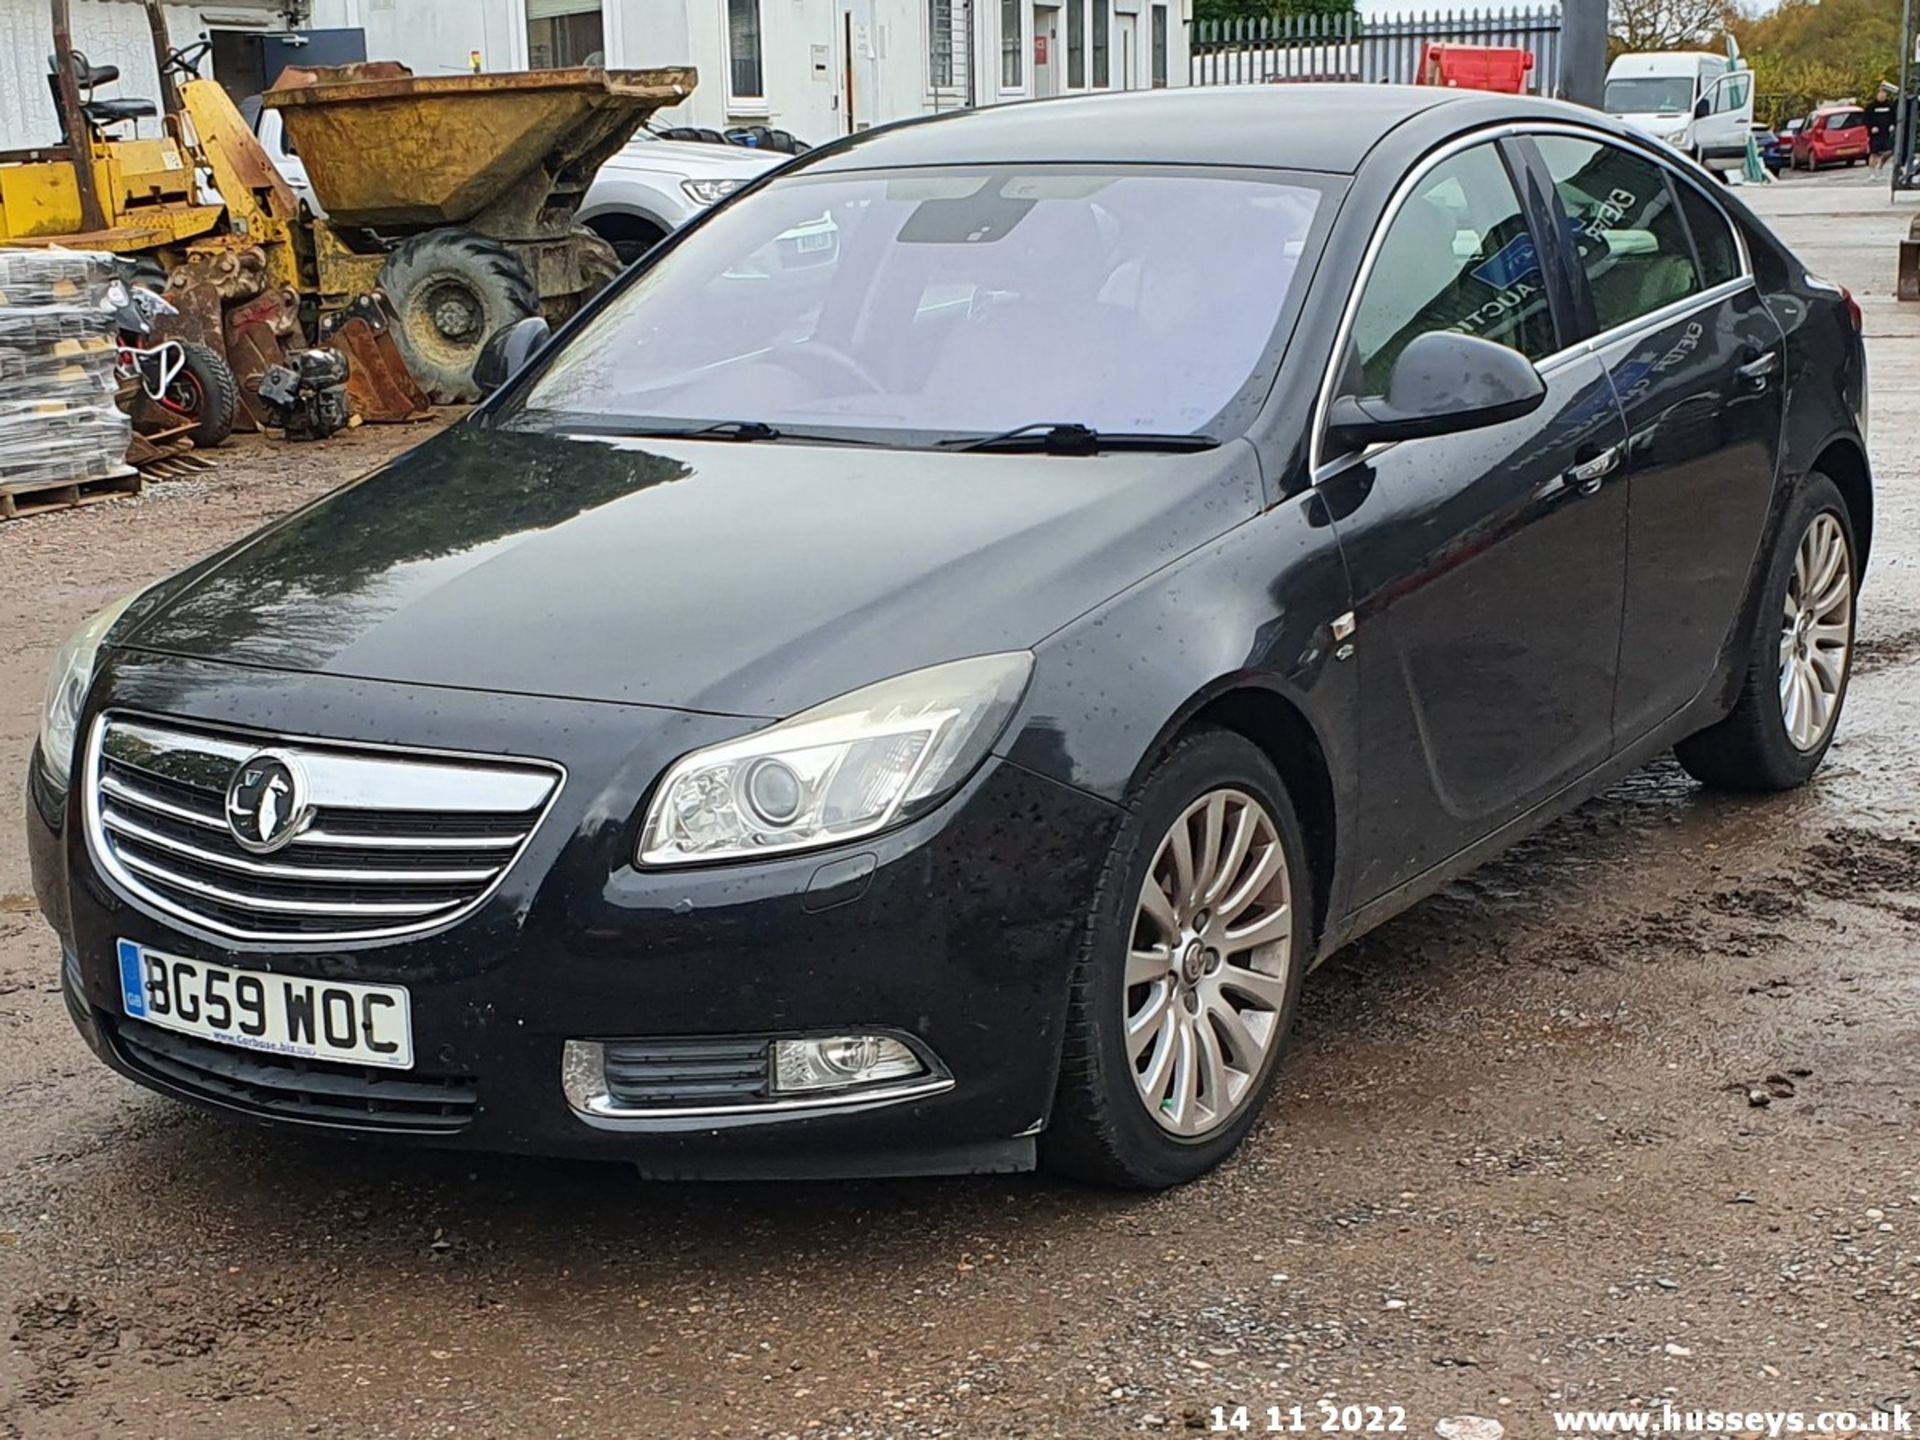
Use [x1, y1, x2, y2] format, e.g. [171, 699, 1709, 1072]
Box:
[318, 295, 433, 423]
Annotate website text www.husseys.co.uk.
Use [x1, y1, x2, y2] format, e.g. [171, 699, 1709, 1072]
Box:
[1551, 1403, 1912, 1435]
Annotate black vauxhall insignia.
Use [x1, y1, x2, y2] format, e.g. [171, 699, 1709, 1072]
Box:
[28, 86, 1870, 1187]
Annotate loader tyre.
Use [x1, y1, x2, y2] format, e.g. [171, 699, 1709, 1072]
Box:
[379, 229, 540, 403]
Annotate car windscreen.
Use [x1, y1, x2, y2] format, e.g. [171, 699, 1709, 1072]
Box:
[504, 164, 1330, 445]
[1604, 76, 1696, 113]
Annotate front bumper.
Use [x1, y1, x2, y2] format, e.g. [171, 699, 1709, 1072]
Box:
[29, 652, 1124, 1178]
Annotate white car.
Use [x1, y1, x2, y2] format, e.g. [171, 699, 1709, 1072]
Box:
[575, 130, 784, 262]
[246, 100, 782, 261]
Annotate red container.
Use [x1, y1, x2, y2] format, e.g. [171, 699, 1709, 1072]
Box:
[1418, 43, 1535, 94]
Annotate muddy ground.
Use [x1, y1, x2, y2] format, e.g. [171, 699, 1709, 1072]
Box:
[2, 173, 1917, 1440]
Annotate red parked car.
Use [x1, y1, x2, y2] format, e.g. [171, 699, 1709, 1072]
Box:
[1792, 106, 1871, 169]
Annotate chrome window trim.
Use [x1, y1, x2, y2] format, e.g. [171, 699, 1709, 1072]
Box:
[83, 711, 567, 946]
[1309, 118, 1756, 482]
[1576, 274, 1755, 354]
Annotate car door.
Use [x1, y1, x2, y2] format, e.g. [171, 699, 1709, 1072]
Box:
[1527, 133, 1785, 742]
[1694, 69, 1752, 160]
[1313, 138, 1631, 906]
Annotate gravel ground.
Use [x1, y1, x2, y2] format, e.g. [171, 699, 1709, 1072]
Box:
[2, 172, 1918, 1440]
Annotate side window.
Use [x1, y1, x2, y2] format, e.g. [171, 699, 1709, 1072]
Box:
[1674, 181, 1741, 288]
[1535, 135, 1701, 334]
[1344, 142, 1558, 399]
[1713, 73, 1750, 114]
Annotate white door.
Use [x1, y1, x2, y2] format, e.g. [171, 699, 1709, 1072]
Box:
[1116, 14, 1137, 89]
[1695, 70, 1753, 158]
[1033, 4, 1059, 96]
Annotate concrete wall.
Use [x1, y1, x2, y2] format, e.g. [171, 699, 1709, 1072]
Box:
[308, 0, 1187, 141]
[307, 0, 525, 76]
[0, 0, 276, 148]
[0, 0, 1188, 151]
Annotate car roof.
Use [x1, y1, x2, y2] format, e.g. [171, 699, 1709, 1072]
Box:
[798, 84, 1580, 177]
[1608, 51, 1721, 71]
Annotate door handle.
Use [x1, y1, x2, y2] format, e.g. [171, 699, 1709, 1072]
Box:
[1564, 444, 1621, 495]
[1736, 351, 1780, 383]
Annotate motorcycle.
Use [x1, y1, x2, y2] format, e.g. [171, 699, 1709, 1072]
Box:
[105, 279, 238, 449]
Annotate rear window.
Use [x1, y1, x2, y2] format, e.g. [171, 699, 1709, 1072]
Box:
[1674, 181, 1742, 288]
[510, 165, 1334, 446]
[1536, 135, 1701, 334]
[1824, 111, 1863, 130]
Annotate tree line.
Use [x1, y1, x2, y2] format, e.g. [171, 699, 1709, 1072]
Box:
[1610, 0, 1905, 127]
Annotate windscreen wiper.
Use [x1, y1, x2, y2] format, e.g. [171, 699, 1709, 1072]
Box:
[525, 417, 895, 447]
[937, 422, 1219, 454]
[686, 420, 782, 441]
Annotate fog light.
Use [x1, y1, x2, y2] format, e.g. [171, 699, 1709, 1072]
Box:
[772, 1034, 923, 1093]
[561, 1039, 606, 1112]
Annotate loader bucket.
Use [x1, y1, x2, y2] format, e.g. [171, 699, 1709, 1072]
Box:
[318, 294, 433, 424]
[262, 64, 697, 231]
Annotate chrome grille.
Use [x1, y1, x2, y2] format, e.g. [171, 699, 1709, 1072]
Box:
[601, 1038, 773, 1109]
[85, 715, 563, 943]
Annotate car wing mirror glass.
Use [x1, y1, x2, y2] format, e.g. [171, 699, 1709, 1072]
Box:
[1326, 330, 1547, 451]
[474, 315, 553, 397]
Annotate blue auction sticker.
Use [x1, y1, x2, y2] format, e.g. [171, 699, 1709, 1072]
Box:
[117, 939, 147, 1018]
[1471, 232, 1541, 290]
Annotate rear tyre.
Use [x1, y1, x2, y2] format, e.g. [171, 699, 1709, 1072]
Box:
[378, 228, 540, 404]
[584, 213, 669, 267]
[158, 341, 237, 449]
[571, 227, 624, 304]
[1675, 474, 1857, 791]
[1043, 729, 1311, 1189]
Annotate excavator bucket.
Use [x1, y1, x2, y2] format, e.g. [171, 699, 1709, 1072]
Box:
[225, 321, 288, 433]
[319, 294, 432, 423]
[221, 288, 303, 432]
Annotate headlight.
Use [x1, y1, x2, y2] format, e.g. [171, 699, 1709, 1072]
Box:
[681, 177, 747, 206]
[639, 652, 1032, 867]
[39, 594, 137, 790]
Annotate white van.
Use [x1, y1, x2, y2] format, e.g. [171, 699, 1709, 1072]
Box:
[1603, 51, 1755, 174]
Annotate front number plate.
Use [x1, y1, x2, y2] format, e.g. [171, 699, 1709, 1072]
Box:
[117, 940, 413, 1070]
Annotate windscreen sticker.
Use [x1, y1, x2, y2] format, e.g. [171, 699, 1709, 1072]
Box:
[1471, 232, 1543, 290]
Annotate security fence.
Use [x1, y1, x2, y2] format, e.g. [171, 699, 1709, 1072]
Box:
[1190, 7, 1563, 95]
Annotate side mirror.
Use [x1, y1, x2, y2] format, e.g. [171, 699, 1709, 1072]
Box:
[1694, 94, 1711, 119]
[473, 315, 552, 396]
[1327, 331, 1546, 450]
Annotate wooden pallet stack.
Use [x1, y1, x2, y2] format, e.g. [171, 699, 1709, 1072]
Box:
[0, 249, 141, 522]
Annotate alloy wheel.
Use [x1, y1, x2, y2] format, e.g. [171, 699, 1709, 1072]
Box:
[1124, 788, 1293, 1137]
[1779, 511, 1853, 752]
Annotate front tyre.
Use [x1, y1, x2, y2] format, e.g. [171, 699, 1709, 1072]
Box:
[1044, 729, 1310, 1188]
[379, 228, 540, 404]
[1675, 474, 1857, 790]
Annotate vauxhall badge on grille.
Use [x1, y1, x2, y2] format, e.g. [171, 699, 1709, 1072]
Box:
[224, 752, 315, 854]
